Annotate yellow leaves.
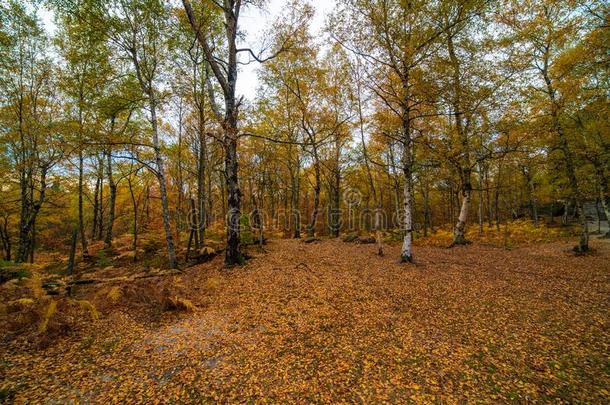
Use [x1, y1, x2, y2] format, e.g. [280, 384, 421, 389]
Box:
[166, 296, 196, 312]
[9, 298, 35, 306]
[21, 271, 45, 298]
[106, 287, 122, 303]
[3, 239, 609, 403]
[204, 277, 220, 291]
[38, 300, 57, 333]
[415, 219, 571, 248]
[76, 300, 100, 320]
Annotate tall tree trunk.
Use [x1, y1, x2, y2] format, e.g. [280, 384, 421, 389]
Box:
[448, 32, 472, 246]
[16, 168, 47, 263]
[96, 157, 104, 241]
[494, 162, 502, 231]
[91, 171, 100, 240]
[307, 146, 321, 238]
[329, 143, 341, 238]
[197, 105, 207, 248]
[67, 227, 77, 276]
[127, 176, 139, 261]
[477, 162, 484, 235]
[595, 164, 610, 237]
[401, 151, 414, 262]
[400, 100, 414, 262]
[290, 165, 301, 239]
[422, 179, 431, 237]
[150, 99, 178, 268]
[176, 103, 185, 250]
[78, 148, 88, 257]
[104, 147, 116, 249]
[183, 0, 243, 265]
[225, 134, 242, 264]
[0, 216, 11, 261]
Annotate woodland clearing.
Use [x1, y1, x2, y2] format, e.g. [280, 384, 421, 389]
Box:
[2, 237, 609, 403]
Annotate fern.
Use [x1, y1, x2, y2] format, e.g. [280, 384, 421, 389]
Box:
[9, 298, 35, 306]
[106, 286, 122, 303]
[168, 296, 196, 312]
[38, 300, 57, 332]
[204, 277, 220, 290]
[76, 300, 100, 320]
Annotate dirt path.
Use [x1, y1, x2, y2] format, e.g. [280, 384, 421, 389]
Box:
[2, 239, 609, 403]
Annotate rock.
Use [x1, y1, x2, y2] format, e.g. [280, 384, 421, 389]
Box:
[303, 237, 320, 244]
[198, 246, 216, 256]
[42, 281, 65, 295]
[357, 236, 376, 244]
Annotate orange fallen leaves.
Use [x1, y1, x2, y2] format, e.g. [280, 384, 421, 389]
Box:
[1, 238, 609, 403]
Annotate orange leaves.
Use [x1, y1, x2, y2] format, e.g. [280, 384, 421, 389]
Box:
[1, 239, 609, 402]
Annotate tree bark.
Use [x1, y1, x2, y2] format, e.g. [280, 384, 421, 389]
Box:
[0, 215, 11, 261]
[447, 32, 472, 246]
[183, 0, 243, 265]
[400, 102, 414, 262]
[307, 145, 321, 238]
[150, 99, 178, 268]
[595, 164, 610, 237]
[127, 176, 138, 261]
[78, 148, 88, 257]
[104, 147, 116, 249]
[67, 228, 77, 276]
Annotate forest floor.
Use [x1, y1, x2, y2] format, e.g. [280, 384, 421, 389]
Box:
[1, 237, 610, 403]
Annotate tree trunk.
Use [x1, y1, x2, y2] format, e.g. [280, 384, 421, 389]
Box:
[401, 157, 414, 262]
[375, 203, 384, 256]
[150, 99, 178, 268]
[78, 148, 88, 257]
[104, 147, 116, 249]
[127, 176, 138, 261]
[91, 171, 100, 240]
[196, 106, 207, 248]
[291, 166, 301, 239]
[96, 158, 104, 241]
[16, 167, 47, 263]
[453, 181, 472, 245]
[67, 227, 78, 276]
[595, 164, 610, 237]
[329, 148, 341, 238]
[448, 32, 472, 246]
[225, 134, 242, 264]
[422, 179, 431, 237]
[0, 216, 11, 261]
[400, 102, 414, 262]
[307, 147, 321, 238]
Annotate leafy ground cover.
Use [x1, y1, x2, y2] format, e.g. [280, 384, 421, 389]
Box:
[1, 238, 609, 403]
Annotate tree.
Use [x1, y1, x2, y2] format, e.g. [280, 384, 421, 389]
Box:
[56, 12, 112, 258]
[332, 0, 450, 262]
[182, 0, 295, 264]
[0, 1, 64, 263]
[105, 0, 178, 267]
[505, 0, 601, 251]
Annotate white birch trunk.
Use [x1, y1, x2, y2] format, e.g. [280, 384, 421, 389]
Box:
[453, 190, 471, 244]
[401, 168, 413, 262]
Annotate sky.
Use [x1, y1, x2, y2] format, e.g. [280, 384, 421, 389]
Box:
[234, 0, 336, 101]
[39, 0, 337, 102]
